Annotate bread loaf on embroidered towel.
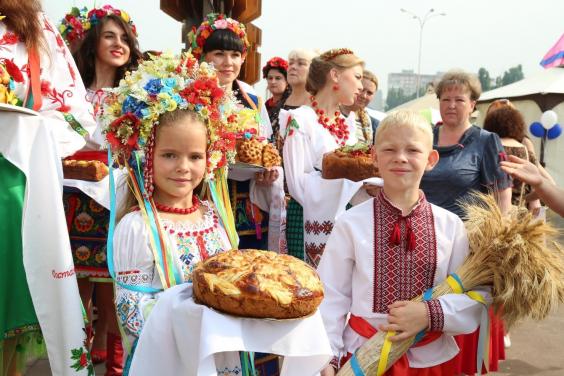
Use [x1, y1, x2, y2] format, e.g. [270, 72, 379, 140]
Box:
[192, 249, 324, 319]
[63, 159, 109, 181]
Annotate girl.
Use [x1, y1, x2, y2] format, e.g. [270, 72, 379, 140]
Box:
[59, 5, 142, 374]
[101, 52, 241, 374]
[1, 0, 96, 374]
[189, 13, 284, 254]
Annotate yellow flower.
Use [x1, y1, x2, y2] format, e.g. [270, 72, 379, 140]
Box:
[121, 11, 130, 23]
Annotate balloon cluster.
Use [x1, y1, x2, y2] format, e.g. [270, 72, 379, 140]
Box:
[529, 110, 561, 140]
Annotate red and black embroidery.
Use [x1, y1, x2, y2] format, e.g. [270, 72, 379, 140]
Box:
[305, 242, 326, 267]
[304, 220, 334, 236]
[372, 192, 437, 313]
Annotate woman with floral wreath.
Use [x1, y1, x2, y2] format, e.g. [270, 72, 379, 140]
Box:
[279, 48, 381, 267]
[262, 56, 290, 146]
[59, 5, 142, 375]
[189, 13, 285, 255]
[1, 0, 97, 374]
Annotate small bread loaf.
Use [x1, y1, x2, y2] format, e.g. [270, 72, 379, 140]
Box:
[63, 160, 109, 181]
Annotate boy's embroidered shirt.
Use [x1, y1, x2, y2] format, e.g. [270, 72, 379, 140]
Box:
[317, 196, 491, 368]
[372, 192, 437, 313]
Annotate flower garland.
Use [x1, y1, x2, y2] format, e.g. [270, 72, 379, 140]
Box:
[262, 56, 288, 78]
[59, 5, 137, 45]
[0, 59, 24, 106]
[100, 52, 240, 180]
[310, 96, 350, 146]
[187, 13, 249, 60]
[320, 48, 354, 62]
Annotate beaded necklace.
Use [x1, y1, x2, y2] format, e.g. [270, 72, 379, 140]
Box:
[310, 96, 349, 146]
[155, 195, 200, 215]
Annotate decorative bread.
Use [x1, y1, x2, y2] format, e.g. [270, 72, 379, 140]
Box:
[236, 139, 264, 165]
[192, 249, 324, 319]
[322, 143, 379, 182]
[261, 143, 282, 168]
[63, 160, 109, 181]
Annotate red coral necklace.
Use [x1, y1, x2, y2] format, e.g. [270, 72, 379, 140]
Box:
[310, 96, 350, 146]
[155, 195, 200, 215]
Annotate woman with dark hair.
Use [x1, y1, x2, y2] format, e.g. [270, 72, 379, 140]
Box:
[59, 5, 142, 375]
[1, 0, 96, 374]
[189, 13, 284, 255]
[263, 56, 290, 147]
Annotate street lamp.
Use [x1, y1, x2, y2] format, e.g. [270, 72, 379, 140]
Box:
[400, 8, 446, 98]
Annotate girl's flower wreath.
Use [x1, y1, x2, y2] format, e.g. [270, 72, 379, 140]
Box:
[100, 52, 240, 180]
[262, 57, 289, 78]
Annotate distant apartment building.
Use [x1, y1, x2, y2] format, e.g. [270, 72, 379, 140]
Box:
[388, 70, 443, 96]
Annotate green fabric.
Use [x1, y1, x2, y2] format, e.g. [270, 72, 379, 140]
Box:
[286, 198, 304, 261]
[0, 155, 39, 339]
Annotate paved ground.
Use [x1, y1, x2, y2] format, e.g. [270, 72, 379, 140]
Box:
[26, 211, 564, 375]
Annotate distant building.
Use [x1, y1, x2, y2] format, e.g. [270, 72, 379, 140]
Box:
[388, 70, 443, 96]
[369, 91, 385, 111]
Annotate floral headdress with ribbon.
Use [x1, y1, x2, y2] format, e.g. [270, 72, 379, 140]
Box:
[59, 5, 137, 45]
[262, 57, 289, 79]
[101, 52, 240, 256]
[187, 13, 250, 60]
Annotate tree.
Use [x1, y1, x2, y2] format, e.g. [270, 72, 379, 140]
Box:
[478, 67, 492, 91]
[501, 64, 524, 86]
[385, 87, 426, 111]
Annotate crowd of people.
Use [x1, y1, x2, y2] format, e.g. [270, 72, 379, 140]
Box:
[1, 1, 563, 376]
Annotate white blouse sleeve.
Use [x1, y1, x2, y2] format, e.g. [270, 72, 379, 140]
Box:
[434, 216, 491, 336]
[317, 217, 355, 358]
[38, 14, 96, 157]
[282, 112, 318, 206]
[112, 212, 159, 342]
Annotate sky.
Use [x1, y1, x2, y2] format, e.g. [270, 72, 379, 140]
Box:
[44, 0, 563, 100]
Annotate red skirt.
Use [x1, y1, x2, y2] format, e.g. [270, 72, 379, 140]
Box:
[341, 315, 457, 375]
[452, 308, 505, 375]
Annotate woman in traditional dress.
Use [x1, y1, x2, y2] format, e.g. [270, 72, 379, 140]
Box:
[280, 48, 379, 267]
[59, 5, 142, 374]
[0, 0, 96, 374]
[189, 13, 284, 254]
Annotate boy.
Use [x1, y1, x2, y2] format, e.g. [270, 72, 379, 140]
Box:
[318, 110, 488, 375]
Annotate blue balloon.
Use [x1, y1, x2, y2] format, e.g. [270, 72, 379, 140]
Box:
[529, 122, 545, 138]
[547, 124, 562, 140]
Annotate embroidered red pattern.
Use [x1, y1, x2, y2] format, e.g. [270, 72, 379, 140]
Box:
[41, 80, 72, 112]
[304, 220, 334, 236]
[426, 300, 444, 331]
[372, 193, 437, 313]
[305, 242, 326, 267]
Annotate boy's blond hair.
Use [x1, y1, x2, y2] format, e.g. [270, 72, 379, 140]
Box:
[374, 110, 433, 147]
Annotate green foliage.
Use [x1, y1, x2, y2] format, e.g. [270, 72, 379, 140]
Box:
[477, 65, 524, 92]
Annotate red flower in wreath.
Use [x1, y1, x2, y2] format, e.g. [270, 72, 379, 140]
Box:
[3, 59, 24, 82]
[262, 56, 289, 78]
[106, 113, 141, 155]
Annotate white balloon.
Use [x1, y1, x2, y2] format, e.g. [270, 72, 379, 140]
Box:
[540, 110, 558, 130]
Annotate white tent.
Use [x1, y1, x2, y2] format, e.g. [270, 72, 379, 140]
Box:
[390, 92, 442, 125]
[476, 67, 564, 187]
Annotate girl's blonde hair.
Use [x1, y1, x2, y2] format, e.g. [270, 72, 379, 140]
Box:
[306, 49, 364, 95]
[375, 110, 433, 147]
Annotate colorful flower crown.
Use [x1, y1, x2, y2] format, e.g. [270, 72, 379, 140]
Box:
[320, 48, 354, 61]
[262, 57, 289, 78]
[0, 59, 24, 106]
[187, 13, 250, 60]
[59, 5, 137, 45]
[100, 52, 240, 181]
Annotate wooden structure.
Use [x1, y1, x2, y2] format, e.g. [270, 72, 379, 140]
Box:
[160, 0, 262, 84]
